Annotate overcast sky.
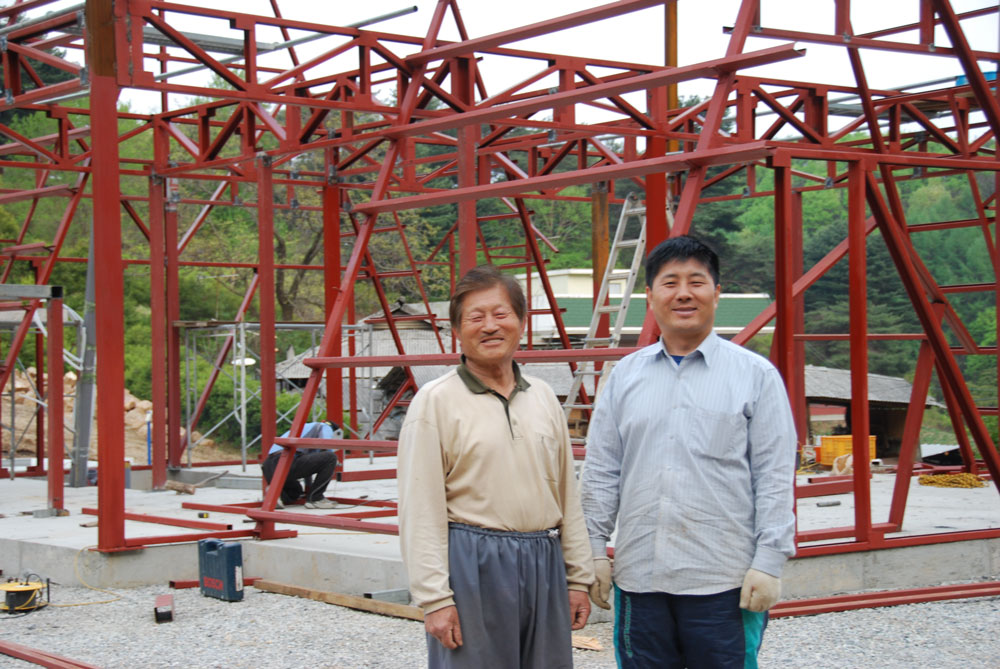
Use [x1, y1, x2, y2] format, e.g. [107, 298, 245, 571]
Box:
[18, 1, 1000, 122]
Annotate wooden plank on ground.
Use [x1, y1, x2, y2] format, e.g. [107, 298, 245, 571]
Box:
[254, 579, 423, 621]
[164, 480, 197, 495]
[572, 635, 604, 651]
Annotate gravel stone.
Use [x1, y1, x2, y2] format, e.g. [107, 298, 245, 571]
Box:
[1, 585, 997, 667]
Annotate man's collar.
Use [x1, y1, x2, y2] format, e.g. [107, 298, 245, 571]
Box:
[457, 355, 530, 394]
[645, 331, 720, 365]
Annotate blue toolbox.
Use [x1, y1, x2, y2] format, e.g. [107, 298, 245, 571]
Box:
[197, 538, 244, 602]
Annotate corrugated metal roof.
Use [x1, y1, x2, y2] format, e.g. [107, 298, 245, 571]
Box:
[276, 329, 449, 380]
[358, 299, 451, 328]
[804, 365, 942, 407]
[408, 363, 933, 406]
[408, 361, 595, 397]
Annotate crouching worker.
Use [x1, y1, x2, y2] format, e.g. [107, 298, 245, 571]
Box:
[261, 421, 340, 510]
[398, 265, 594, 669]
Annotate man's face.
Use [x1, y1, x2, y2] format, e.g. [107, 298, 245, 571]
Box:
[456, 284, 524, 369]
[646, 257, 720, 344]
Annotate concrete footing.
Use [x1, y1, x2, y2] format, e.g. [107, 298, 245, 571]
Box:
[3, 530, 998, 613]
[2, 468, 998, 617]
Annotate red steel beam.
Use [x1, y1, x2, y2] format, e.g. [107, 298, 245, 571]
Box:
[122, 529, 266, 549]
[771, 581, 1000, 618]
[353, 143, 774, 215]
[0, 640, 100, 669]
[304, 347, 637, 369]
[794, 480, 854, 498]
[389, 44, 804, 140]
[248, 508, 398, 535]
[407, 0, 666, 66]
[81, 507, 233, 531]
[888, 341, 936, 528]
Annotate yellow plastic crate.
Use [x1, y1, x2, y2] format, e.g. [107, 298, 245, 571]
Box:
[816, 435, 876, 466]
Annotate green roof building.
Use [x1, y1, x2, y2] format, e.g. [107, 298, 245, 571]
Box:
[515, 269, 773, 345]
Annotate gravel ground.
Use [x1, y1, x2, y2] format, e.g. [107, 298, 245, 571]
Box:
[1, 585, 999, 668]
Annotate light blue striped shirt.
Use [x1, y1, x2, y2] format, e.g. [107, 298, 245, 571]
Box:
[267, 422, 336, 455]
[580, 332, 797, 595]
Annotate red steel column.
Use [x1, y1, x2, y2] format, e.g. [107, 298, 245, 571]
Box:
[773, 164, 798, 406]
[454, 56, 477, 275]
[645, 87, 668, 246]
[166, 171, 181, 467]
[849, 161, 872, 543]
[46, 295, 64, 511]
[257, 157, 276, 457]
[323, 156, 343, 428]
[645, 2, 676, 245]
[88, 0, 125, 550]
[149, 130, 168, 488]
[791, 192, 808, 445]
[34, 279, 44, 474]
[592, 182, 610, 345]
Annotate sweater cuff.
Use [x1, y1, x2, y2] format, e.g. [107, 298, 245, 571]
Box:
[750, 545, 788, 578]
[567, 582, 589, 593]
[422, 596, 456, 614]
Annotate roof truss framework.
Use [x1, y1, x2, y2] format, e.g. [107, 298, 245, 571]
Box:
[0, 1, 996, 588]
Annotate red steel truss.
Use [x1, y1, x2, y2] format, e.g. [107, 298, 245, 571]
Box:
[0, 1, 998, 611]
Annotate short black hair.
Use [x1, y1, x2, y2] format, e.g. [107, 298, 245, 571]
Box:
[645, 235, 720, 287]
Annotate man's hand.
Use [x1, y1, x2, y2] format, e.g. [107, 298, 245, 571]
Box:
[739, 568, 781, 612]
[589, 557, 612, 610]
[424, 605, 463, 649]
[569, 590, 591, 630]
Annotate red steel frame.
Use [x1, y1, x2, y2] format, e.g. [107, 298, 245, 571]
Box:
[0, 1, 998, 616]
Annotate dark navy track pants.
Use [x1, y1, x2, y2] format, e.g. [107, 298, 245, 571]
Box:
[614, 585, 767, 669]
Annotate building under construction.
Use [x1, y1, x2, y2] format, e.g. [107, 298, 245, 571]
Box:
[0, 0, 999, 638]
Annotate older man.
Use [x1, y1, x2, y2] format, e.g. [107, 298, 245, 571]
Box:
[398, 264, 593, 668]
[581, 235, 797, 669]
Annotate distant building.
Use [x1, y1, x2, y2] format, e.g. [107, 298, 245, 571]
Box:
[804, 365, 943, 460]
[514, 268, 773, 346]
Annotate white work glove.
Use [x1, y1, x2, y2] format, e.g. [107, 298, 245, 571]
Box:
[589, 557, 612, 610]
[739, 568, 781, 612]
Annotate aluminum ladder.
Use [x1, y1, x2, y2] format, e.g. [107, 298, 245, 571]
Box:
[563, 192, 652, 419]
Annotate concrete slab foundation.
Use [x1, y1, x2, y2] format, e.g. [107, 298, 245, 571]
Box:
[2, 463, 998, 618]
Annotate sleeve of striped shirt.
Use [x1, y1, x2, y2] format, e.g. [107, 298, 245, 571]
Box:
[580, 366, 625, 559]
[747, 366, 798, 577]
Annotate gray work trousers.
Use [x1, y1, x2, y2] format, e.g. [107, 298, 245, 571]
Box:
[427, 523, 573, 669]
